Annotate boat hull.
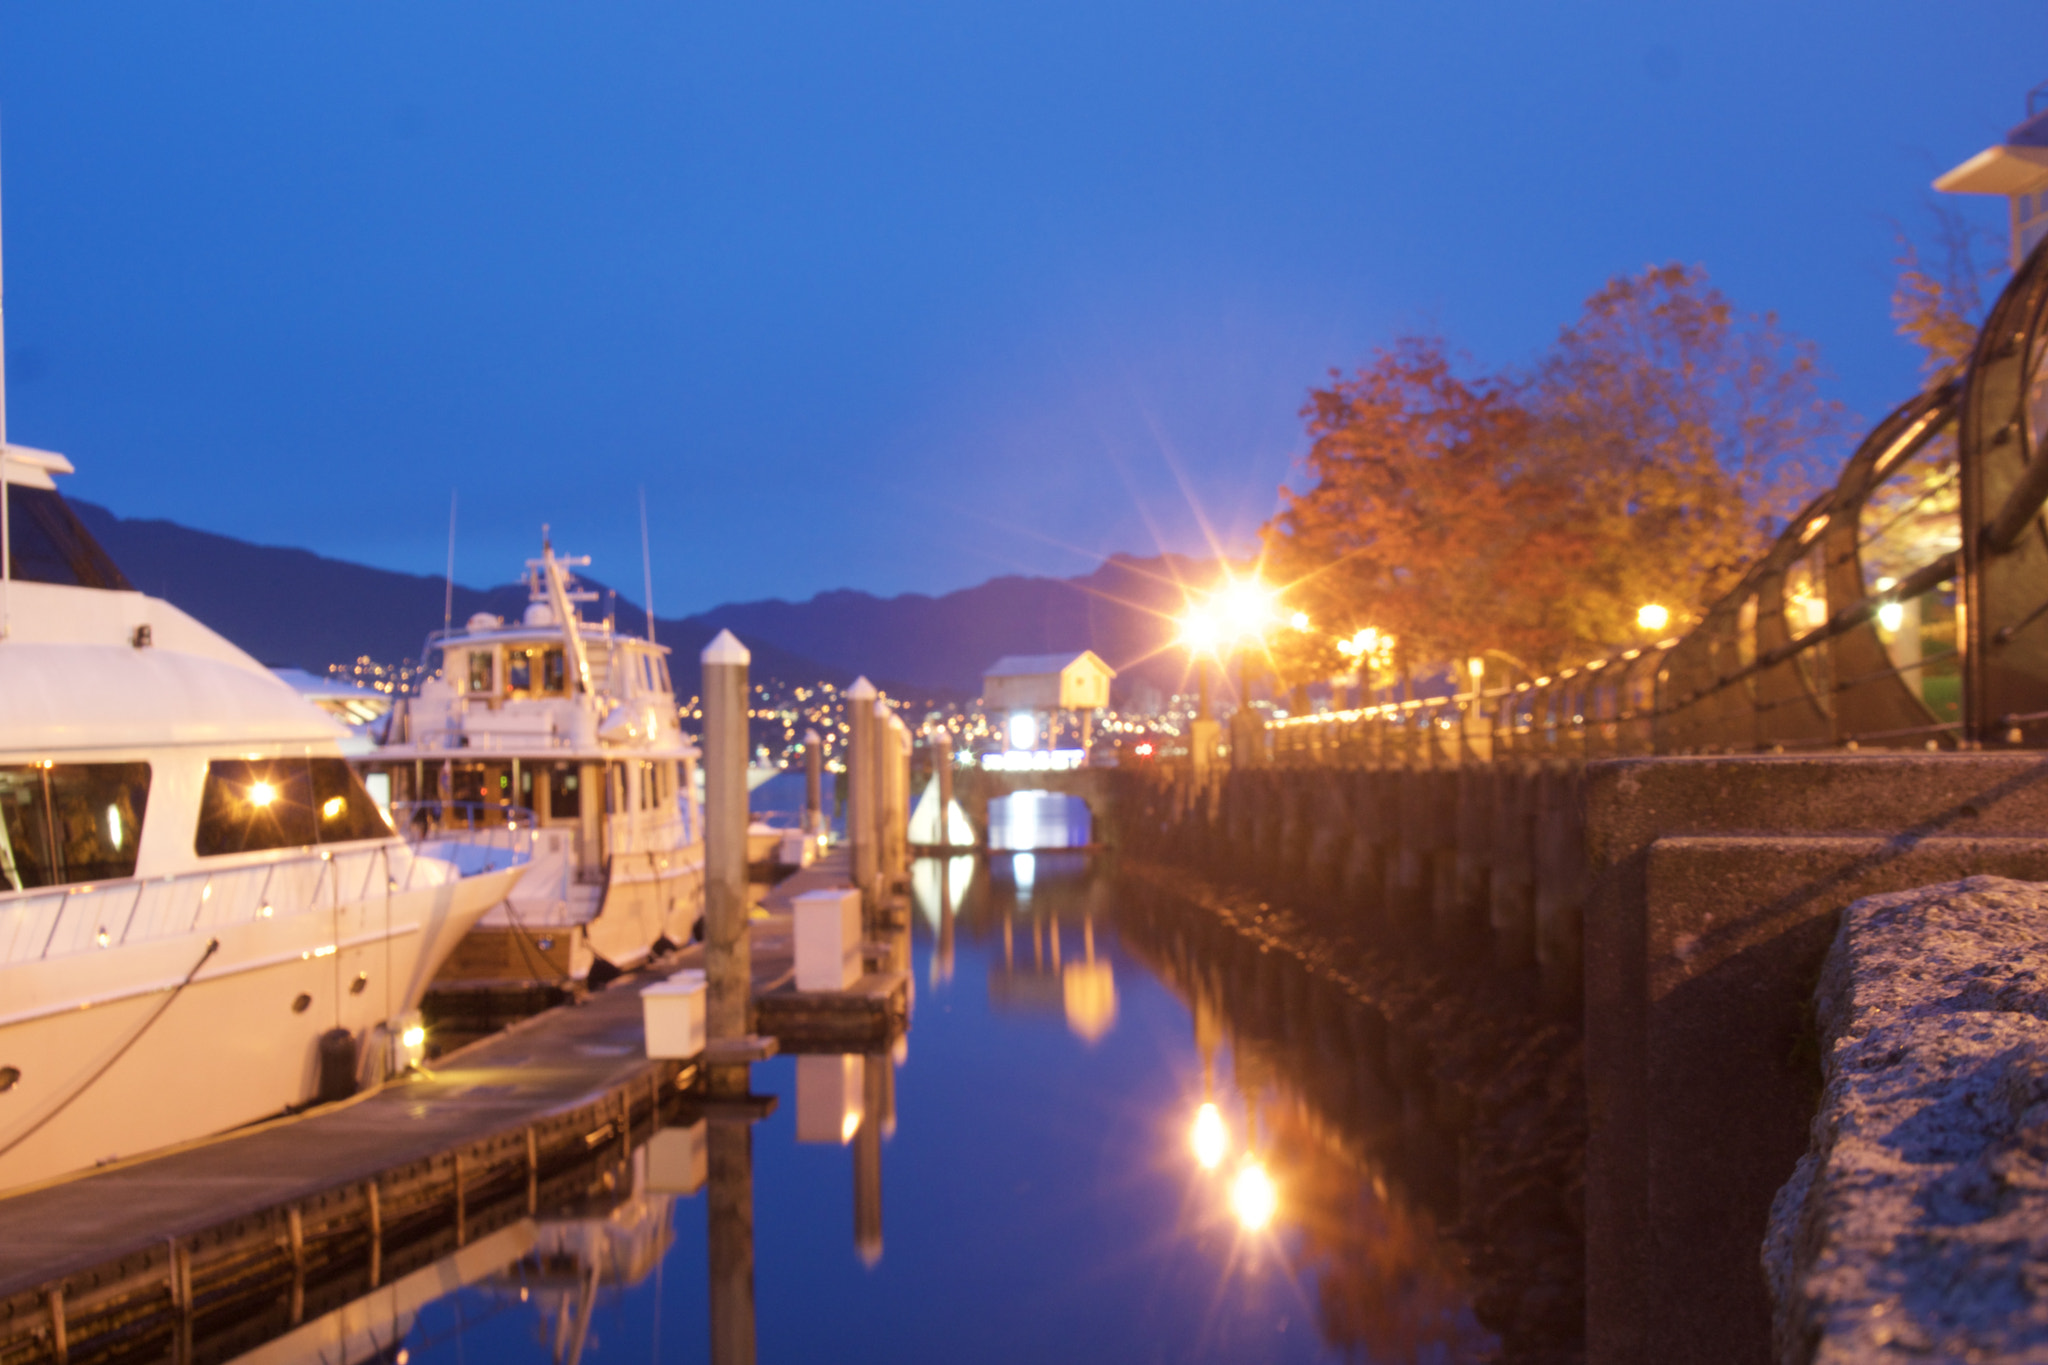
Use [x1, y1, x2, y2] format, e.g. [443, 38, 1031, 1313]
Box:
[0, 866, 519, 1195]
[429, 855, 705, 991]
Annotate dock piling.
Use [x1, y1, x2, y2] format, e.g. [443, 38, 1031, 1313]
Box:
[702, 630, 753, 1045]
[287, 1204, 305, 1325]
[933, 727, 957, 848]
[707, 1096, 758, 1365]
[804, 728, 824, 841]
[846, 678, 878, 903]
[365, 1183, 381, 1288]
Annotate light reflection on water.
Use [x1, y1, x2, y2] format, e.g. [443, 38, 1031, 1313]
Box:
[234, 838, 1495, 1365]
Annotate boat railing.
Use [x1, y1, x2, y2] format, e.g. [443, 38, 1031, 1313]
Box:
[391, 800, 540, 836]
[0, 841, 463, 968]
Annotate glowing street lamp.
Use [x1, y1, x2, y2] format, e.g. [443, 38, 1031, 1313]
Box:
[1636, 603, 1671, 633]
[1229, 1158, 1278, 1232]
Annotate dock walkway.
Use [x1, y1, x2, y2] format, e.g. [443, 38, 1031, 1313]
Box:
[0, 918, 801, 1358]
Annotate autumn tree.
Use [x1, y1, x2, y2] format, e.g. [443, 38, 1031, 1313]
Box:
[1260, 337, 1573, 683]
[1891, 200, 2002, 377]
[1261, 264, 1844, 683]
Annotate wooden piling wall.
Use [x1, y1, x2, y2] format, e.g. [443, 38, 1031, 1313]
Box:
[1114, 763, 1590, 1009]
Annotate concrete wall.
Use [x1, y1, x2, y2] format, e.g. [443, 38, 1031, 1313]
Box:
[1115, 753, 2048, 1365]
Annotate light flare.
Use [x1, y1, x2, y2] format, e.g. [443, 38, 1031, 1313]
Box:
[1229, 1159, 1278, 1231]
[1191, 1102, 1229, 1170]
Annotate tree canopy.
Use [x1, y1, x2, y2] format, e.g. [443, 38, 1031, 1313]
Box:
[1260, 264, 1845, 686]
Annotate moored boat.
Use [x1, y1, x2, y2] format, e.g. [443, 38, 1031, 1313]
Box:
[363, 539, 705, 1002]
[0, 449, 521, 1195]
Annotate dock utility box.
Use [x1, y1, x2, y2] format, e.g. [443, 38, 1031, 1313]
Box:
[793, 888, 864, 991]
[642, 970, 707, 1059]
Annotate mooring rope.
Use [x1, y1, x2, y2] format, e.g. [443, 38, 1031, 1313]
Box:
[0, 936, 221, 1161]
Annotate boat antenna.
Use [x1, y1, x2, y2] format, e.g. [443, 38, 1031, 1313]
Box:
[639, 485, 656, 645]
[442, 489, 457, 640]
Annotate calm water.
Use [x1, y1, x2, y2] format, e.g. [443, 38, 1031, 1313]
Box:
[253, 797, 1498, 1364]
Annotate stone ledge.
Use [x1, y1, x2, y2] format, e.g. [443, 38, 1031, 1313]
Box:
[1765, 875, 2048, 1364]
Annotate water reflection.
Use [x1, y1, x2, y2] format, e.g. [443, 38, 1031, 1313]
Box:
[202, 849, 1516, 1365]
[987, 789, 1091, 850]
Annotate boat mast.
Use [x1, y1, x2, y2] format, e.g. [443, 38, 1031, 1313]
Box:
[639, 485, 656, 646]
[442, 489, 457, 641]
[537, 530, 596, 695]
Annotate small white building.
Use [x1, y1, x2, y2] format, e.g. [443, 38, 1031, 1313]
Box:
[982, 651, 1116, 757]
[982, 651, 1116, 712]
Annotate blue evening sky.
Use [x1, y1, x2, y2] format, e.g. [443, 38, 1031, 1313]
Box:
[0, 3, 2039, 613]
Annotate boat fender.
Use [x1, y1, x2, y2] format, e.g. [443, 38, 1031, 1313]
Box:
[586, 955, 625, 991]
[316, 1029, 359, 1104]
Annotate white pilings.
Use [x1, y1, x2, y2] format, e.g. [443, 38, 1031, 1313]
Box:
[846, 677, 878, 901]
[701, 629, 751, 1043]
[803, 727, 824, 840]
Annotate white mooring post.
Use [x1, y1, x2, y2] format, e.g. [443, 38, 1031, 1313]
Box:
[846, 677, 878, 900]
[876, 703, 901, 888]
[892, 710, 913, 871]
[701, 630, 752, 1045]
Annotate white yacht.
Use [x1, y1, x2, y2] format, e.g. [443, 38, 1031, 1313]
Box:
[364, 540, 705, 995]
[0, 448, 522, 1195]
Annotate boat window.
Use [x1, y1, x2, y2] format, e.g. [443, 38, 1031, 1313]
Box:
[655, 656, 673, 696]
[541, 648, 566, 694]
[310, 759, 394, 842]
[506, 648, 533, 694]
[0, 763, 150, 891]
[196, 759, 317, 856]
[546, 762, 580, 819]
[4, 487, 133, 591]
[467, 650, 494, 694]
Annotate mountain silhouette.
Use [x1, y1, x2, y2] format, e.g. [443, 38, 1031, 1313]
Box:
[74, 501, 1233, 703]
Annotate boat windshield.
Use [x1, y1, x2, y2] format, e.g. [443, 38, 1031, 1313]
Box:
[4, 486, 132, 591]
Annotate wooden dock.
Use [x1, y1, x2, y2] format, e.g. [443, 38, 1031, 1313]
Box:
[754, 972, 910, 1053]
[0, 891, 907, 1365]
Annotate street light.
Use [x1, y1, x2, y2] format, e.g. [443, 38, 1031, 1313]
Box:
[1636, 603, 1671, 633]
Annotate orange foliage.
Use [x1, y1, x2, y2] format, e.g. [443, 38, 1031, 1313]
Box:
[1263, 265, 1842, 679]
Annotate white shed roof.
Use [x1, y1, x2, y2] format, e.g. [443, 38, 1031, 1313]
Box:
[983, 651, 1116, 680]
